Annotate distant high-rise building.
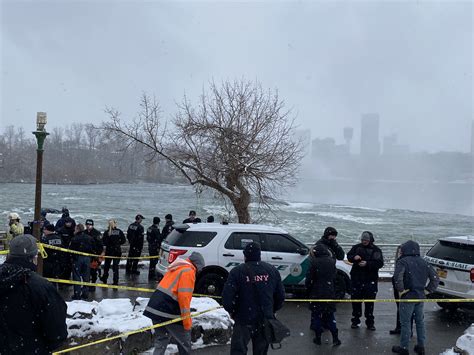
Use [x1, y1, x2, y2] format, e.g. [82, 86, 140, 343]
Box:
[360, 113, 380, 157]
[471, 121, 474, 155]
[343, 127, 353, 153]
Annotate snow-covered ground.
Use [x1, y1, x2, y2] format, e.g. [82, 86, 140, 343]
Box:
[440, 324, 474, 355]
[66, 297, 232, 353]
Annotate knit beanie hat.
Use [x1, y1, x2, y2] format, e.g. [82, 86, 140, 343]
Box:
[188, 252, 205, 272]
[243, 242, 261, 262]
[9, 234, 38, 258]
[323, 226, 338, 239]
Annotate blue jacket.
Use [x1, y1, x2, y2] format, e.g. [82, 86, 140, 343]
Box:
[393, 240, 439, 299]
[222, 261, 285, 325]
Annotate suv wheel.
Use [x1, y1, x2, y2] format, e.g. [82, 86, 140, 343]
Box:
[334, 272, 349, 299]
[196, 273, 226, 296]
[437, 302, 459, 311]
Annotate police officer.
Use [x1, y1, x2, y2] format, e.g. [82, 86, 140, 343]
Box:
[222, 242, 285, 354]
[84, 219, 103, 291]
[146, 216, 164, 280]
[40, 224, 64, 281]
[315, 226, 345, 260]
[161, 214, 174, 240]
[57, 217, 75, 283]
[126, 214, 145, 275]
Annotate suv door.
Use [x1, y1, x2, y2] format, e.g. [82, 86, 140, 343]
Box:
[262, 233, 309, 286]
[219, 232, 265, 272]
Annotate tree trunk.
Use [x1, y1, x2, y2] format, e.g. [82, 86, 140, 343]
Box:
[231, 189, 251, 224]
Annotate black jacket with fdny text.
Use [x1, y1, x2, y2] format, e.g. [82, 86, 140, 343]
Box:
[222, 261, 285, 325]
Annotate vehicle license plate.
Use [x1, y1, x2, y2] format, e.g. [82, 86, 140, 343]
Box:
[437, 269, 447, 278]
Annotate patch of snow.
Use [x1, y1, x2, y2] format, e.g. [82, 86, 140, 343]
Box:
[441, 323, 474, 355]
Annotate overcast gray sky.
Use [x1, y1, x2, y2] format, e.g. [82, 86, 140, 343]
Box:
[1, 0, 472, 153]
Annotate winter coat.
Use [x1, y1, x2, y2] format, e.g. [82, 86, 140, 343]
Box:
[5, 222, 24, 248]
[102, 228, 126, 256]
[146, 224, 164, 251]
[347, 242, 384, 284]
[0, 257, 67, 354]
[69, 232, 94, 258]
[305, 245, 337, 313]
[85, 228, 103, 255]
[222, 261, 285, 326]
[393, 240, 439, 299]
[315, 236, 345, 261]
[57, 226, 75, 248]
[40, 232, 64, 264]
[143, 258, 197, 330]
[127, 222, 144, 248]
[161, 221, 175, 239]
[55, 215, 76, 231]
[183, 217, 202, 224]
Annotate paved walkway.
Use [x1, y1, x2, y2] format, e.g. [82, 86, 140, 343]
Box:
[58, 273, 473, 354]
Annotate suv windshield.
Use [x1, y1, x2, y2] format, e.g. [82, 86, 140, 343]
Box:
[426, 240, 474, 265]
[166, 230, 217, 248]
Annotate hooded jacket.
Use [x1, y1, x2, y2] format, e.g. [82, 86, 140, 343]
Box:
[347, 236, 384, 283]
[305, 244, 337, 313]
[143, 258, 197, 330]
[315, 236, 345, 261]
[393, 240, 439, 299]
[0, 257, 67, 354]
[222, 260, 285, 325]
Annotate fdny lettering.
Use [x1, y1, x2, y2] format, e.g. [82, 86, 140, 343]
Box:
[245, 274, 270, 282]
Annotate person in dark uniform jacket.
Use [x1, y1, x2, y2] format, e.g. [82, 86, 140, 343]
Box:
[147, 216, 164, 280]
[347, 231, 384, 330]
[56, 216, 75, 283]
[182, 210, 202, 224]
[84, 219, 103, 291]
[126, 214, 145, 275]
[40, 224, 64, 281]
[0, 235, 67, 354]
[315, 226, 345, 260]
[101, 219, 126, 285]
[306, 244, 341, 346]
[161, 214, 175, 240]
[222, 242, 285, 355]
[70, 224, 94, 300]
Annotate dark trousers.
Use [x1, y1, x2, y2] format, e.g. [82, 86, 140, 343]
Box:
[230, 322, 269, 355]
[149, 247, 159, 274]
[310, 310, 337, 334]
[72, 256, 91, 297]
[351, 281, 377, 326]
[126, 244, 142, 272]
[103, 257, 120, 284]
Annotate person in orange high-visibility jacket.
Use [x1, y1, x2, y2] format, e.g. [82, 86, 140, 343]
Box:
[144, 252, 205, 355]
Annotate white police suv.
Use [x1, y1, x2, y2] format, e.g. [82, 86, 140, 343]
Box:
[425, 236, 474, 310]
[156, 223, 352, 298]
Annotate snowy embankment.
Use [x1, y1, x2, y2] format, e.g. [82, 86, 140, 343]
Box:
[441, 324, 474, 355]
[64, 297, 232, 355]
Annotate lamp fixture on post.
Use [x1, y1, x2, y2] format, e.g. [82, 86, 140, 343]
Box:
[32, 112, 49, 275]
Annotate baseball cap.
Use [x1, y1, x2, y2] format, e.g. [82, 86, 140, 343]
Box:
[135, 214, 145, 220]
[9, 234, 38, 257]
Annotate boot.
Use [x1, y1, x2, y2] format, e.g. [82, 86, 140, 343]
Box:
[331, 330, 341, 346]
[389, 327, 401, 335]
[392, 345, 409, 355]
[414, 345, 425, 355]
[313, 332, 322, 345]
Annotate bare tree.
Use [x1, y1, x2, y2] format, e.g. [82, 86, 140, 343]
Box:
[103, 80, 304, 223]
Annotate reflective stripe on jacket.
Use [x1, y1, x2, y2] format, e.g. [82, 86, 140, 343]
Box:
[143, 258, 196, 330]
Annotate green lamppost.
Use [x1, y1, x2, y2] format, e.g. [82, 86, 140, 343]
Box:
[32, 112, 49, 275]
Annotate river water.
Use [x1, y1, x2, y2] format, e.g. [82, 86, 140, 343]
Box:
[0, 182, 472, 245]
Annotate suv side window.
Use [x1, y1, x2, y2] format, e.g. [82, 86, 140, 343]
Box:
[426, 240, 474, 265]
[225, 232, 262, 250]
[265, 234, 301, 253]
[166, 230, 217, 248]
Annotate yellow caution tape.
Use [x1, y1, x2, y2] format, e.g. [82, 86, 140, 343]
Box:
[286, 298, 474, 303]
[38, 243, 48, 259]
[0, 250, 8, 255]
[46, 277, 221, 298]
[40, 243, 161, 260]
[52, 306, 223, 354]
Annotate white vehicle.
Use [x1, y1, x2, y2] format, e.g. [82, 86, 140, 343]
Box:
[157, 223, 352, 298]
[424, 236, 474, 310]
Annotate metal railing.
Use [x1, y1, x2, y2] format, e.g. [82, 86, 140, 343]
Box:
[307, 242, 433, 274]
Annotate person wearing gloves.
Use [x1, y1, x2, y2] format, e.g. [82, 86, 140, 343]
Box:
[391, 240, 439, 355]
[0, 234, 67, 354]
[315, 226, 345, 260]
[143, 252, 205, 355]
[347, 231, 384, 330]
